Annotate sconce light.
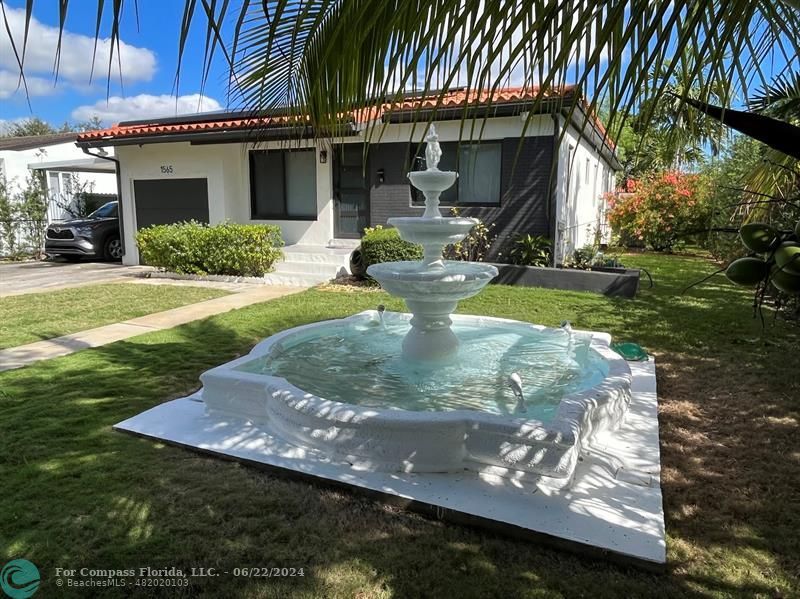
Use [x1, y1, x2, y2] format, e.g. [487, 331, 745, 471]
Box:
[319, 150, 328, 164]
[377, 168, 385, 184]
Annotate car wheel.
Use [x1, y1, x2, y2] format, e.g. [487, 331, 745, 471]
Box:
[104, 236, 123, 261]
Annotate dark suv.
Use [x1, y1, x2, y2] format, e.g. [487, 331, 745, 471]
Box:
[45, 201, 122, 261]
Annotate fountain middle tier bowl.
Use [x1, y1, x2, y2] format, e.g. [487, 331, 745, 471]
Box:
[199, 311, 632, 482]
[366, 260, 498, 302]
[388, 216, 480, 248]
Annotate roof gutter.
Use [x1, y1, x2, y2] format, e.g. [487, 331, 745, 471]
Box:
[76, 124, 358, 149]
[382, 97, 576, 124]
[549, 113, 560, 268]
[561, 105, 621, 171]
[81, 146, 125, 258]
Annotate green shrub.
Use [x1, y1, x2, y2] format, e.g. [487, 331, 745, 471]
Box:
[136, 221, 284, 277]
[508, 234, 552, 266]
[444, 207, 496, 262]
[360, 225, 422, 269]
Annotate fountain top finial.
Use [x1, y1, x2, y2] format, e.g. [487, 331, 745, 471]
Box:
[424, 124, 442, 171]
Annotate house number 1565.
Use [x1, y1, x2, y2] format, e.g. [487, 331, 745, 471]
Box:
[160, 165, 174, 174]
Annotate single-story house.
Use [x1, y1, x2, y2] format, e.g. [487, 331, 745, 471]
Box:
[0, 132, 117, 222]
[76, 87, 619, 280]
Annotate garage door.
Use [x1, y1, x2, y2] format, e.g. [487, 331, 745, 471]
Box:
[133, 178, 209, 229]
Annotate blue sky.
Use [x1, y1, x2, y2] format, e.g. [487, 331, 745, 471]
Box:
[0, 1, 231, 128]
[1, 2, 795, 132]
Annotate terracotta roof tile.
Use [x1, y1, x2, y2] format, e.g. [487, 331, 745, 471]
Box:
[77, 86, 611, 148]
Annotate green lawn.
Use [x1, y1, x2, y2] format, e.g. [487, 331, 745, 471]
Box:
[1, 254, 798, 598]
[0, 283, 230, 349]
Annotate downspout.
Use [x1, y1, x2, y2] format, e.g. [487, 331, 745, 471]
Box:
[549, 114, 560, 267]
[81, 146, 124, 257]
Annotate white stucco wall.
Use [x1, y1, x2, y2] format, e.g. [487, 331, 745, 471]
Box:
[115, 139, 335, 265]
[553, 117, 616, 264]
[0, 142, 117, 222]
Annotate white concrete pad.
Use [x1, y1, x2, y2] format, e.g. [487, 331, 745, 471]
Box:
[115, 359, 664, 568]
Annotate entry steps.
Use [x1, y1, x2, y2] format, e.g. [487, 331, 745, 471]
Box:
[264, 244, 353, 287]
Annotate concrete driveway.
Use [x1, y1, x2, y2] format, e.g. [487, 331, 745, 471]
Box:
[0, 260, 150, 297]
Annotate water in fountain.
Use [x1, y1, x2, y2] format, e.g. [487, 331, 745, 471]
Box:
[235, 313, 606, 418]
[366, 125, 498, 361]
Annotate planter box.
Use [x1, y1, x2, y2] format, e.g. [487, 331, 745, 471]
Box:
[490, 263, 640, 298]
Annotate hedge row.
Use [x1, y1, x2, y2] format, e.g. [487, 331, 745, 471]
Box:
[360, 226, 422, 268]
[136, 221, 284, 277]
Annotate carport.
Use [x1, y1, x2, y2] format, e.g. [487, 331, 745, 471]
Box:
[28, 156, 118, 222]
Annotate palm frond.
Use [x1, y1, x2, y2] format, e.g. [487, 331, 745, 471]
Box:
[4, 0, 800, 147]
[749, 71, 800, 122]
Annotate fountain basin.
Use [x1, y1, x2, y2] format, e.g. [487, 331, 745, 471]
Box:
[199, 311, 632, 481]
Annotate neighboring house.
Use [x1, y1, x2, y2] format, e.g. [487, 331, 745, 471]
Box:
[76, 87, 619, 278]
[0, 132, 117, 223]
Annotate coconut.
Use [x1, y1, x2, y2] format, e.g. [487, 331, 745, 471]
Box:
[739, 223, 780, 253]
[774, 242, 800, 276]
[771, 266, 800, 295]
[725, 257, 769, 286]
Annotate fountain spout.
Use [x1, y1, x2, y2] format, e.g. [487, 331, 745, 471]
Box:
[508, 372, 526, 414]
[424, 125, 443, 171]
[407, 124, 458, 220]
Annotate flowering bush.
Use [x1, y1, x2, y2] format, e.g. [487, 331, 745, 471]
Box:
[606, 171, 710, 251]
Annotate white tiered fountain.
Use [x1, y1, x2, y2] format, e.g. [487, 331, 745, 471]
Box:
[367, 126, 498, 361]
[115, 126, 666, 566]
[189, 128, 633, 483]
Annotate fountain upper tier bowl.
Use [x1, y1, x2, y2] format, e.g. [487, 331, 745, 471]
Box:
[407, 169, 457, 193]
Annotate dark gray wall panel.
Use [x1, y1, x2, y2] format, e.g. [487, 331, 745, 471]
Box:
[367, 137, 555, 258]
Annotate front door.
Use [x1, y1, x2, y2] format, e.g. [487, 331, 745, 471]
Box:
[333, 144, 370, 238]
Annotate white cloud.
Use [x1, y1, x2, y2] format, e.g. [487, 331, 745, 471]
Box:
[0, 70, 54, 99]
[0, 5, 156, 97]
[71, 94, 223, 124]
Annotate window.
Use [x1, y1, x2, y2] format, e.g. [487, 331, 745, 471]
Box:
[411, 142, 501, 206]
[250, 149, 317, 219]
[88, 201, 118, 219]
[48, 172, 74, 203]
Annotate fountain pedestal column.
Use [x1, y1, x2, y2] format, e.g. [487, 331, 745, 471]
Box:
[403, 299, 459, 360]
[366, 125, 498, 362]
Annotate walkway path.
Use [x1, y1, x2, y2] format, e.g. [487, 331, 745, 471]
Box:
[0, 285, 302, 372]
